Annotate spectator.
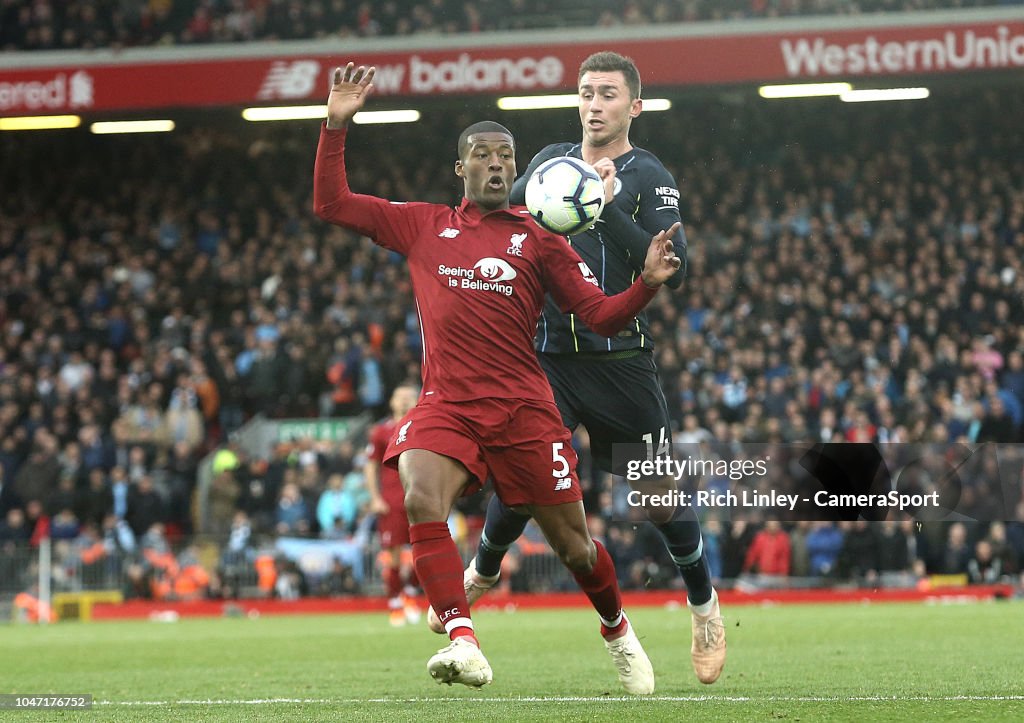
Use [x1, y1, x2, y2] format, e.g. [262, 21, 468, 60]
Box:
[975, 396, 1018, 443]
[275, 482, 310, 537]
[939, 522, 972, 575]
[49, 508, 80, 541]
[109, 466, 131, 521]
[788, 521, 811, 578]
[101, 513, 136, 558]
[126, 474, 165, 537]
[122, 562, 153, 601]
[876, 520, 917, 587]
[0, 464, 19, 516]
[806, 522, 844, 577]
[24, 500, 50, 546]
[164, 440, 198, 534]
[702, 518, 724, 582]
[0, 508, 31, 546]
[318, 558, 360, 596]
[166, 376, 205, 452]
[208, 463, 241, 537]
[967, 540, 1004, 584]
[742, 521, 791, 578]
[236, 458, 277, 534]
[984, 522, 1019, 575]
[13, 435, 61, 507]
[76, 468, 112, 529]
[837, 521, 880, 583]
[46, 474, 78, 517]
[317, 473, 352, 538]
[721, 520, 756, 579]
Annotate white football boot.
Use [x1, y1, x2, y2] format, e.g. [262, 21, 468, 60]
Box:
[427, 637, 493, 688]
[689, 589, 727, 684]
[604, 617, 656, 695]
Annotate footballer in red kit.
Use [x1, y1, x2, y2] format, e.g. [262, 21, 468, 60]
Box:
[365, 383, 421, 627]
[366, 416, 409, 548]
[314, 61, 681, 693]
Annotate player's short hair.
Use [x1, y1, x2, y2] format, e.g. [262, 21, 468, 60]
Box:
[457, 121, 514, 159]
[578, 51, 641, 100]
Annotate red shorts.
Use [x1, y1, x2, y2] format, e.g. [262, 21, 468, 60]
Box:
[383, 397, 582, 507]
[377, 467, 410, 547]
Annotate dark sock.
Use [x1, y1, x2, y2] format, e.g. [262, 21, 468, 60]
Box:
[474, 494, 530, 578]
[655, 506, 713, 606]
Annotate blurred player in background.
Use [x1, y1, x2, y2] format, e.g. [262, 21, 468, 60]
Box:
[434, 51, 727, 685]
[365, 382, 421, 627]
[315, 61, 682, 691]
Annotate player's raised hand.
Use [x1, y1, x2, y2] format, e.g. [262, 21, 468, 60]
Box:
[640, 222, 682, 288]
[591, 157, 617, 203]
[326, 62, 376, 129]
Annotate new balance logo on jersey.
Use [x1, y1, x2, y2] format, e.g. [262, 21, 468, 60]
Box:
[257, 60, 320, 99]
[507, 233, 527, 256]
[578, 262, 599, 286]
[554, 478, 573, 491]
[396, 420, 412, 444]
[438, 227, 461, 238]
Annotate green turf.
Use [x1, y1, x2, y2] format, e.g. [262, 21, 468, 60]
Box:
[1, 600, 1021, 721]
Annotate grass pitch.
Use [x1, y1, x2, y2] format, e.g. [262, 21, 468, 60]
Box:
[2, 600, 1022, 721]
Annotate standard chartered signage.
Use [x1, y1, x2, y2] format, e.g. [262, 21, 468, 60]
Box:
[276, 420, 353, 442]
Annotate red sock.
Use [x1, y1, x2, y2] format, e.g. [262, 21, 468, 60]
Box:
[571, 540, 625, 638]
[410, 521, 476, 645]
[384, 565, 402, 601]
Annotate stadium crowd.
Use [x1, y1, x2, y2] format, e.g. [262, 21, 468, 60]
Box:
[1, 0, 1019, 52]
[2, 78, 1023, 601]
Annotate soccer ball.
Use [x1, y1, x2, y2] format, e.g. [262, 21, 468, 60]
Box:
[524, 156, 605, 235]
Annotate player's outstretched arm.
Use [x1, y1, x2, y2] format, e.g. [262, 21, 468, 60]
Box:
[600, 204, 686, 284]
[326, 62, 376, 129]
[313, 61, 420, 255]
[542, 222, 681, 337]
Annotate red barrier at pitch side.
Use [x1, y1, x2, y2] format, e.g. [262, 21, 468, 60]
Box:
[89, 585, 1015, 621]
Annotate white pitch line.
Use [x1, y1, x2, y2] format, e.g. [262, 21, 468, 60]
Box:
[95, 695, 1024, 705]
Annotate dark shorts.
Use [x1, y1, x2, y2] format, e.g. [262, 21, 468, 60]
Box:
[383, 397, 583, 507]
[538, 350, 673, 475]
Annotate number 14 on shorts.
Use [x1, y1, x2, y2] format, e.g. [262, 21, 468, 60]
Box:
[642, 427, 670, 461]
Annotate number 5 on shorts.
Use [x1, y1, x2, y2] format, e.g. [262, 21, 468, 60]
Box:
[551, 442, 570, 479]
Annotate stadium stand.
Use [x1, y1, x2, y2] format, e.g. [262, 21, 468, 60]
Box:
[0, 0, 1020, 51]
[1, 9, 1023, 607]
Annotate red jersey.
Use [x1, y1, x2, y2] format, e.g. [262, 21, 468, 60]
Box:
[314, 126, 657, 403]
[366, 418, 403, 500]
